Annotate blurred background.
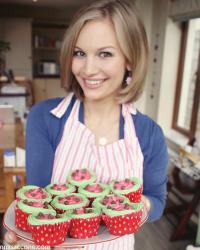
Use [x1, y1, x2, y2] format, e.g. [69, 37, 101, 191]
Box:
[0, 0, 200, 249]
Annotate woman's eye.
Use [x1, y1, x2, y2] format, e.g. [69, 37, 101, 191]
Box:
[99, 51, 113, 58]
[73, 50, 85, 57]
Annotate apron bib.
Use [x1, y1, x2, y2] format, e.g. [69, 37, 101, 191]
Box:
[51, 97, 144, 250]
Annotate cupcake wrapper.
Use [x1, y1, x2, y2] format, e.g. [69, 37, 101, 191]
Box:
[124, 187, 142, 203]
[102, 210, 142, 236]
[70, 216, 101, 239]
[29, 221, 70, 246]
[15, 206, 30, 231]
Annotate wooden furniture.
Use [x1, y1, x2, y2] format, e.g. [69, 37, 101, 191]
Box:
[33, 78, 66, 103]
[0, 118, 26, 211]
[165, 166, 200, 241]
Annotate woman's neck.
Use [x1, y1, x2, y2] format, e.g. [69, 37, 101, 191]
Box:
[84, 98, 120, 122]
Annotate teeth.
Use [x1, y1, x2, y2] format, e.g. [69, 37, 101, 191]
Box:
[85, 79, 104, 85]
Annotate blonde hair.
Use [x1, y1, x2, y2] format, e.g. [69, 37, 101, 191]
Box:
[60, 0, 148, 103]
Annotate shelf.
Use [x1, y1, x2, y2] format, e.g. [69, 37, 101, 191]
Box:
[33, 47, 60, 51]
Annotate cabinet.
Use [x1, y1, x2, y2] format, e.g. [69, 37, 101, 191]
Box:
[32, 23, 66, 78]
[33, 78, 66, 103]
[4, 18, 32, 79]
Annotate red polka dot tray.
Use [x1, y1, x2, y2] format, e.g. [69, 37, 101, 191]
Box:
[3, 201, 148, 247]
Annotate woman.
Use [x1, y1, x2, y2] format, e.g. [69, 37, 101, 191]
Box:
[5, 0, 168, 249]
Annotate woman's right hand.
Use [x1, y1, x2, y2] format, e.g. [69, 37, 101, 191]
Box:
[4, 231, 18, 245]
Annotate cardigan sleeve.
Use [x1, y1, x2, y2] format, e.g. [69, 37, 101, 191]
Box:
[26, 102, 55, 187]
[142, 123, 168, 222]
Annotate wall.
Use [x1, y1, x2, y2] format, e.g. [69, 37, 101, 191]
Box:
[157, 19, 182, 134]
[3, 18, 32, 79]
[134, 0, 154, 113]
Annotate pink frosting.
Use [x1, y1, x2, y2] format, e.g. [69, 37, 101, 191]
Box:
[36, 213, 56, 220]
[85, 184, 103, 193]
[23, 200, 46, 208]
[74, 208, 85, 214]
[110, 203, 133, 211]
[73, 208, 93, 215]
[71, 169, 91, 181]
[24, 188, 48, 199]
[51, 184, 68, 191]
[59, 195, 82, 205]
[102, 195, 124, 206]
[113, 179, 134, 190]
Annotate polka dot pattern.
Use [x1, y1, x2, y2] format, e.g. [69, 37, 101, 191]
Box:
[125, 187, 142, 203]
[15, 206, 30, 231]
[29, 221, 70, 246]
[70, 216, 101, 239]
[102, 210, 142, 236]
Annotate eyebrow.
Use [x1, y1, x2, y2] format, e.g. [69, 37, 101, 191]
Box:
[75, 46, 116, 51]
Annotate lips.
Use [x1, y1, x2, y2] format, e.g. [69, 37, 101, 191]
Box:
[83, 78, 107, 89]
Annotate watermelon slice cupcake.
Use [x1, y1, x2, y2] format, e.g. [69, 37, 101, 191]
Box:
[51, 193, 89, 214]
[110, 177, 142, 203]
[102, 202, 143, 236]
[69, 207, 101, 239]
[16, 185, 52, 203]
[78, 183, 110, 205]
[45, 183, 76, 198]
[68, 168, 96, 188]
[28, 212, 71, 246]
[92, 194, 129, 210]
[15, 199, 56, 231]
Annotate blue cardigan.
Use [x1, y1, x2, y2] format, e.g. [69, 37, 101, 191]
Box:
[26, 96, 168, 222]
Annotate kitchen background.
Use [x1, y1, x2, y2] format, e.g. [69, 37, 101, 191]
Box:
[0, 0, 200, 249]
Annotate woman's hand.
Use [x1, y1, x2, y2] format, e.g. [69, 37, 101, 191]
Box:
[4, 231, 18, 245]
[141, 195, 151, 213]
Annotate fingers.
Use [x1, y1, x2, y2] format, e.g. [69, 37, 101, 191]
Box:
[4, 231, 18, 245]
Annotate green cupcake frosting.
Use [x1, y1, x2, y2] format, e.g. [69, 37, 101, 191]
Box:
[68, 168, 97, 188]
[102, 202, 142, 217]
[28, 212, 70, 226]
[78, 183, 110, 198]
[92, 194, 129, 210]
[16, 199, 56, 214]
[110, 177, 142, 195]
[16, 185, 52, 203]
[45, 183, 76, 196]
[51, 193, 89, 211]
[69, 207, 101, 219]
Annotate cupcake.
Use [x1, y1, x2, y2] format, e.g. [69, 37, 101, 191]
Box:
[68, 168, 96, 188]
[45, 183, 76, 198]
[92, 194, 129, 210]
[16, 185, 52, 203]
[78, 183, 110, 205]
[69, 207, 101, 239]
[15, 199, 56, 231]
[102, 202, 143, 236]
[51, 193, 89, 214]
[28, 212, 71, 246]
[110, 177, 142, 203]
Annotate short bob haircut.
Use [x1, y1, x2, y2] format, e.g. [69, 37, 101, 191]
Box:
[60, 0, 148, 103]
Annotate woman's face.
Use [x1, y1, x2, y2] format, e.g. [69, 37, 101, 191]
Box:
[71, 18, 129, 102]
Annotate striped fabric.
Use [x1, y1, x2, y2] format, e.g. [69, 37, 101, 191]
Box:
[50, 95, 144, 250]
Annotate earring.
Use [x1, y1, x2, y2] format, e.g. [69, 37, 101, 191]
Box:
[125, 71, 132, 85]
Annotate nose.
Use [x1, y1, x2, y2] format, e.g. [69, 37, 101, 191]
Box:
[82, 56, 98, 76]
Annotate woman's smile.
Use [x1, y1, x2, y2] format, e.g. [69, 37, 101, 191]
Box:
[72, 18, 128, 102]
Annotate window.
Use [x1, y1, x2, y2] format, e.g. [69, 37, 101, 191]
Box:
[172, 19, 200, 145]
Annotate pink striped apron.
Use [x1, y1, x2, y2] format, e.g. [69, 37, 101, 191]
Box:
[50, 94, 144, 250]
